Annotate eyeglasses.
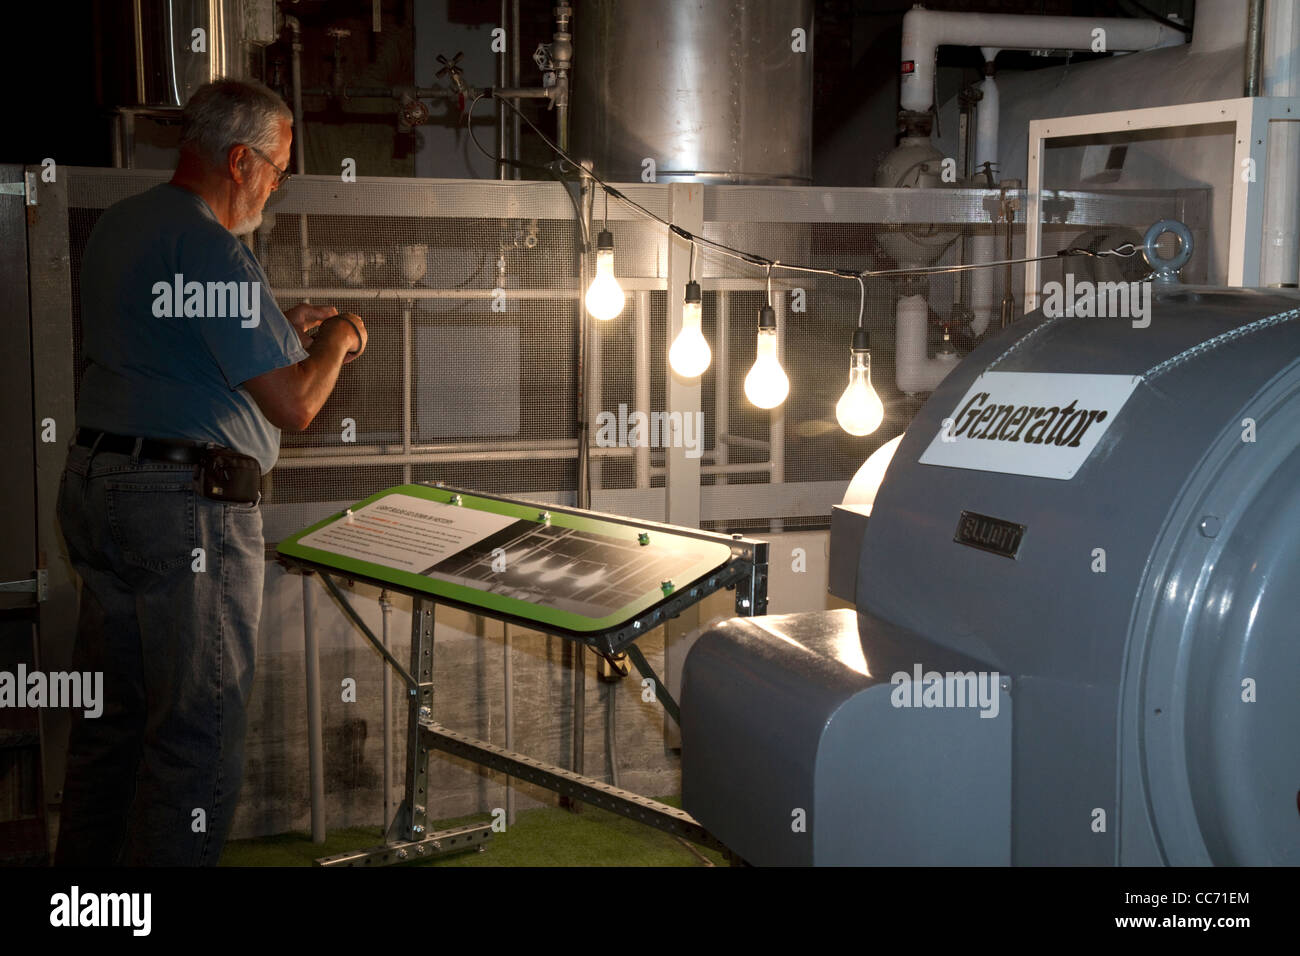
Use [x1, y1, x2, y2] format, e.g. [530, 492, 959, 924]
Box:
[246, 145, 291, 188]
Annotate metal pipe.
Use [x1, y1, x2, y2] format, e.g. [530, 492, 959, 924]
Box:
[635, 290, 651, 488]
[274, 446, 774, 472]
[132, 0, 146, 104]
[122, 112, 136, 170]
[301, 86, 543, 100]
[286, 15, 311, 298]
[511, 0, 521, 180]
[379, 590, 394, 829]
[504, 621, 514, 825]
[498, 0, 508, 181]
[716, 291, 729, 486]
[770, 289, 786, 534]
[576, 165, 593, 507]
[900, 8, 1184, 115]
[110, 115, 123, 168]
[401, 301, 413, 482]
[718, 431, 770, 450]
[302, 572, 326, 843]
[553, 1, 573, 151]
[487, 88, 552, 100]
[1261, 0, 1300, 288]
[572, 155, 591, 794]
[607, 682, 619, 789]
[1245, 0, 1265, 97]
[273, 287, 580, 300]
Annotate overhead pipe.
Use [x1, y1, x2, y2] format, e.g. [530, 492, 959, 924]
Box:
[899, 8, 1186, 127]
[900, 12, 1180, 341]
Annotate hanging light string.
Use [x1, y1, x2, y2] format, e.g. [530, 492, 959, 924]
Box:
[484, 91, 1135, 289]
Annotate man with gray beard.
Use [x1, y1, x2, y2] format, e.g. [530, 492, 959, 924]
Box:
[55, 79, 368, 865]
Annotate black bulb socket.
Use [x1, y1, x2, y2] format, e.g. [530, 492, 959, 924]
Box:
[757, 304, 776, 329]
[684, 280, 701, 305]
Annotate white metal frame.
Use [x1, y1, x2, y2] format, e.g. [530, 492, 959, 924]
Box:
[1025, 96, 1300, 311]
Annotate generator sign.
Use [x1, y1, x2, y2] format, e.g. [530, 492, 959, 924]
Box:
[919, 372, 1140, 480]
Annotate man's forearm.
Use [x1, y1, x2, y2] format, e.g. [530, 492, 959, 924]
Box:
[294, 333, 351, 428]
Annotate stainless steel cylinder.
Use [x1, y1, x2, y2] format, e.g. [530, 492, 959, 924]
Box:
[571, 0, 814, 185]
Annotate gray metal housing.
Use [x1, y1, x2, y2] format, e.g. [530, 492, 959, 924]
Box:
[683, 287, 1300, 865]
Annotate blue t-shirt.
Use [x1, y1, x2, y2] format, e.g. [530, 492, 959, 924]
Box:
[76, 183, 309, 474]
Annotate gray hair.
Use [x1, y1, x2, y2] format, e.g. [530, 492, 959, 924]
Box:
[180, 78, 293, 168]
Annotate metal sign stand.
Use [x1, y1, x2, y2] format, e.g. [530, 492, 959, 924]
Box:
[278, 484, 767, 867]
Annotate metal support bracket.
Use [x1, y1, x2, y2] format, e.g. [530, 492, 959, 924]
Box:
[422, 722, 732, 855]
[316, 823, 492, 867]
[316, 571, 419, 689]
[0, 173, 36, 204]
[0, 569, 47, 601]
[623, 643, 679, 725]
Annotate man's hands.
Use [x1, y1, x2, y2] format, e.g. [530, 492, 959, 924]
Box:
[245, 308, 368, 432]
[286, 302, 337, 348]
[321, 313, 368, 363]
[287, 303, 367, 363]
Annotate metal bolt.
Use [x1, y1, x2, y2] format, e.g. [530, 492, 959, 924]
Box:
[416, 844, 427, 856]
[414, 805, 426, 816]
[1198, 515, 1221, 538]
[539, 510, 551, 523]
[633, 621, 641, 629]
[412, 824, 425, 835]
[419, 706, 431, 721]
[396, 848, 408, 860]
[1000, 678, 1010, 692]
[450, 494, 462, 505]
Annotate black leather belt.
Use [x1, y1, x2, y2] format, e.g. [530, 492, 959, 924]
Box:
[75, 428, 211, 464]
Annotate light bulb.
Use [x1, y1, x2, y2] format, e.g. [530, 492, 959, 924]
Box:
[669, 281, 711, 377]
[836, 331, 884, 435]
[585, 229, 625, 320]
[744, 306, 789, 409]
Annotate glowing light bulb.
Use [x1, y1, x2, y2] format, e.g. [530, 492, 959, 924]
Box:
[669, 281, 711, 377]
[744, 306, 789, 409]
[836, 330, 884, 435]
[585, 229, 625, 320]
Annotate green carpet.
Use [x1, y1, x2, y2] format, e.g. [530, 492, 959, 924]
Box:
[219, 796, 727, 867]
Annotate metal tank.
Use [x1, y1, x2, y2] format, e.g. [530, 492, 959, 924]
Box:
[571, 0, 814, 185]
[131, 0, 267, 106]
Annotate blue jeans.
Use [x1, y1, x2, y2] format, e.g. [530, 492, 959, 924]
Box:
[54, 440, 263, 866]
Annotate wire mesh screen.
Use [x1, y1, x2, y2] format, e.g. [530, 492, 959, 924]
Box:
[62, 169, 1208, 541]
